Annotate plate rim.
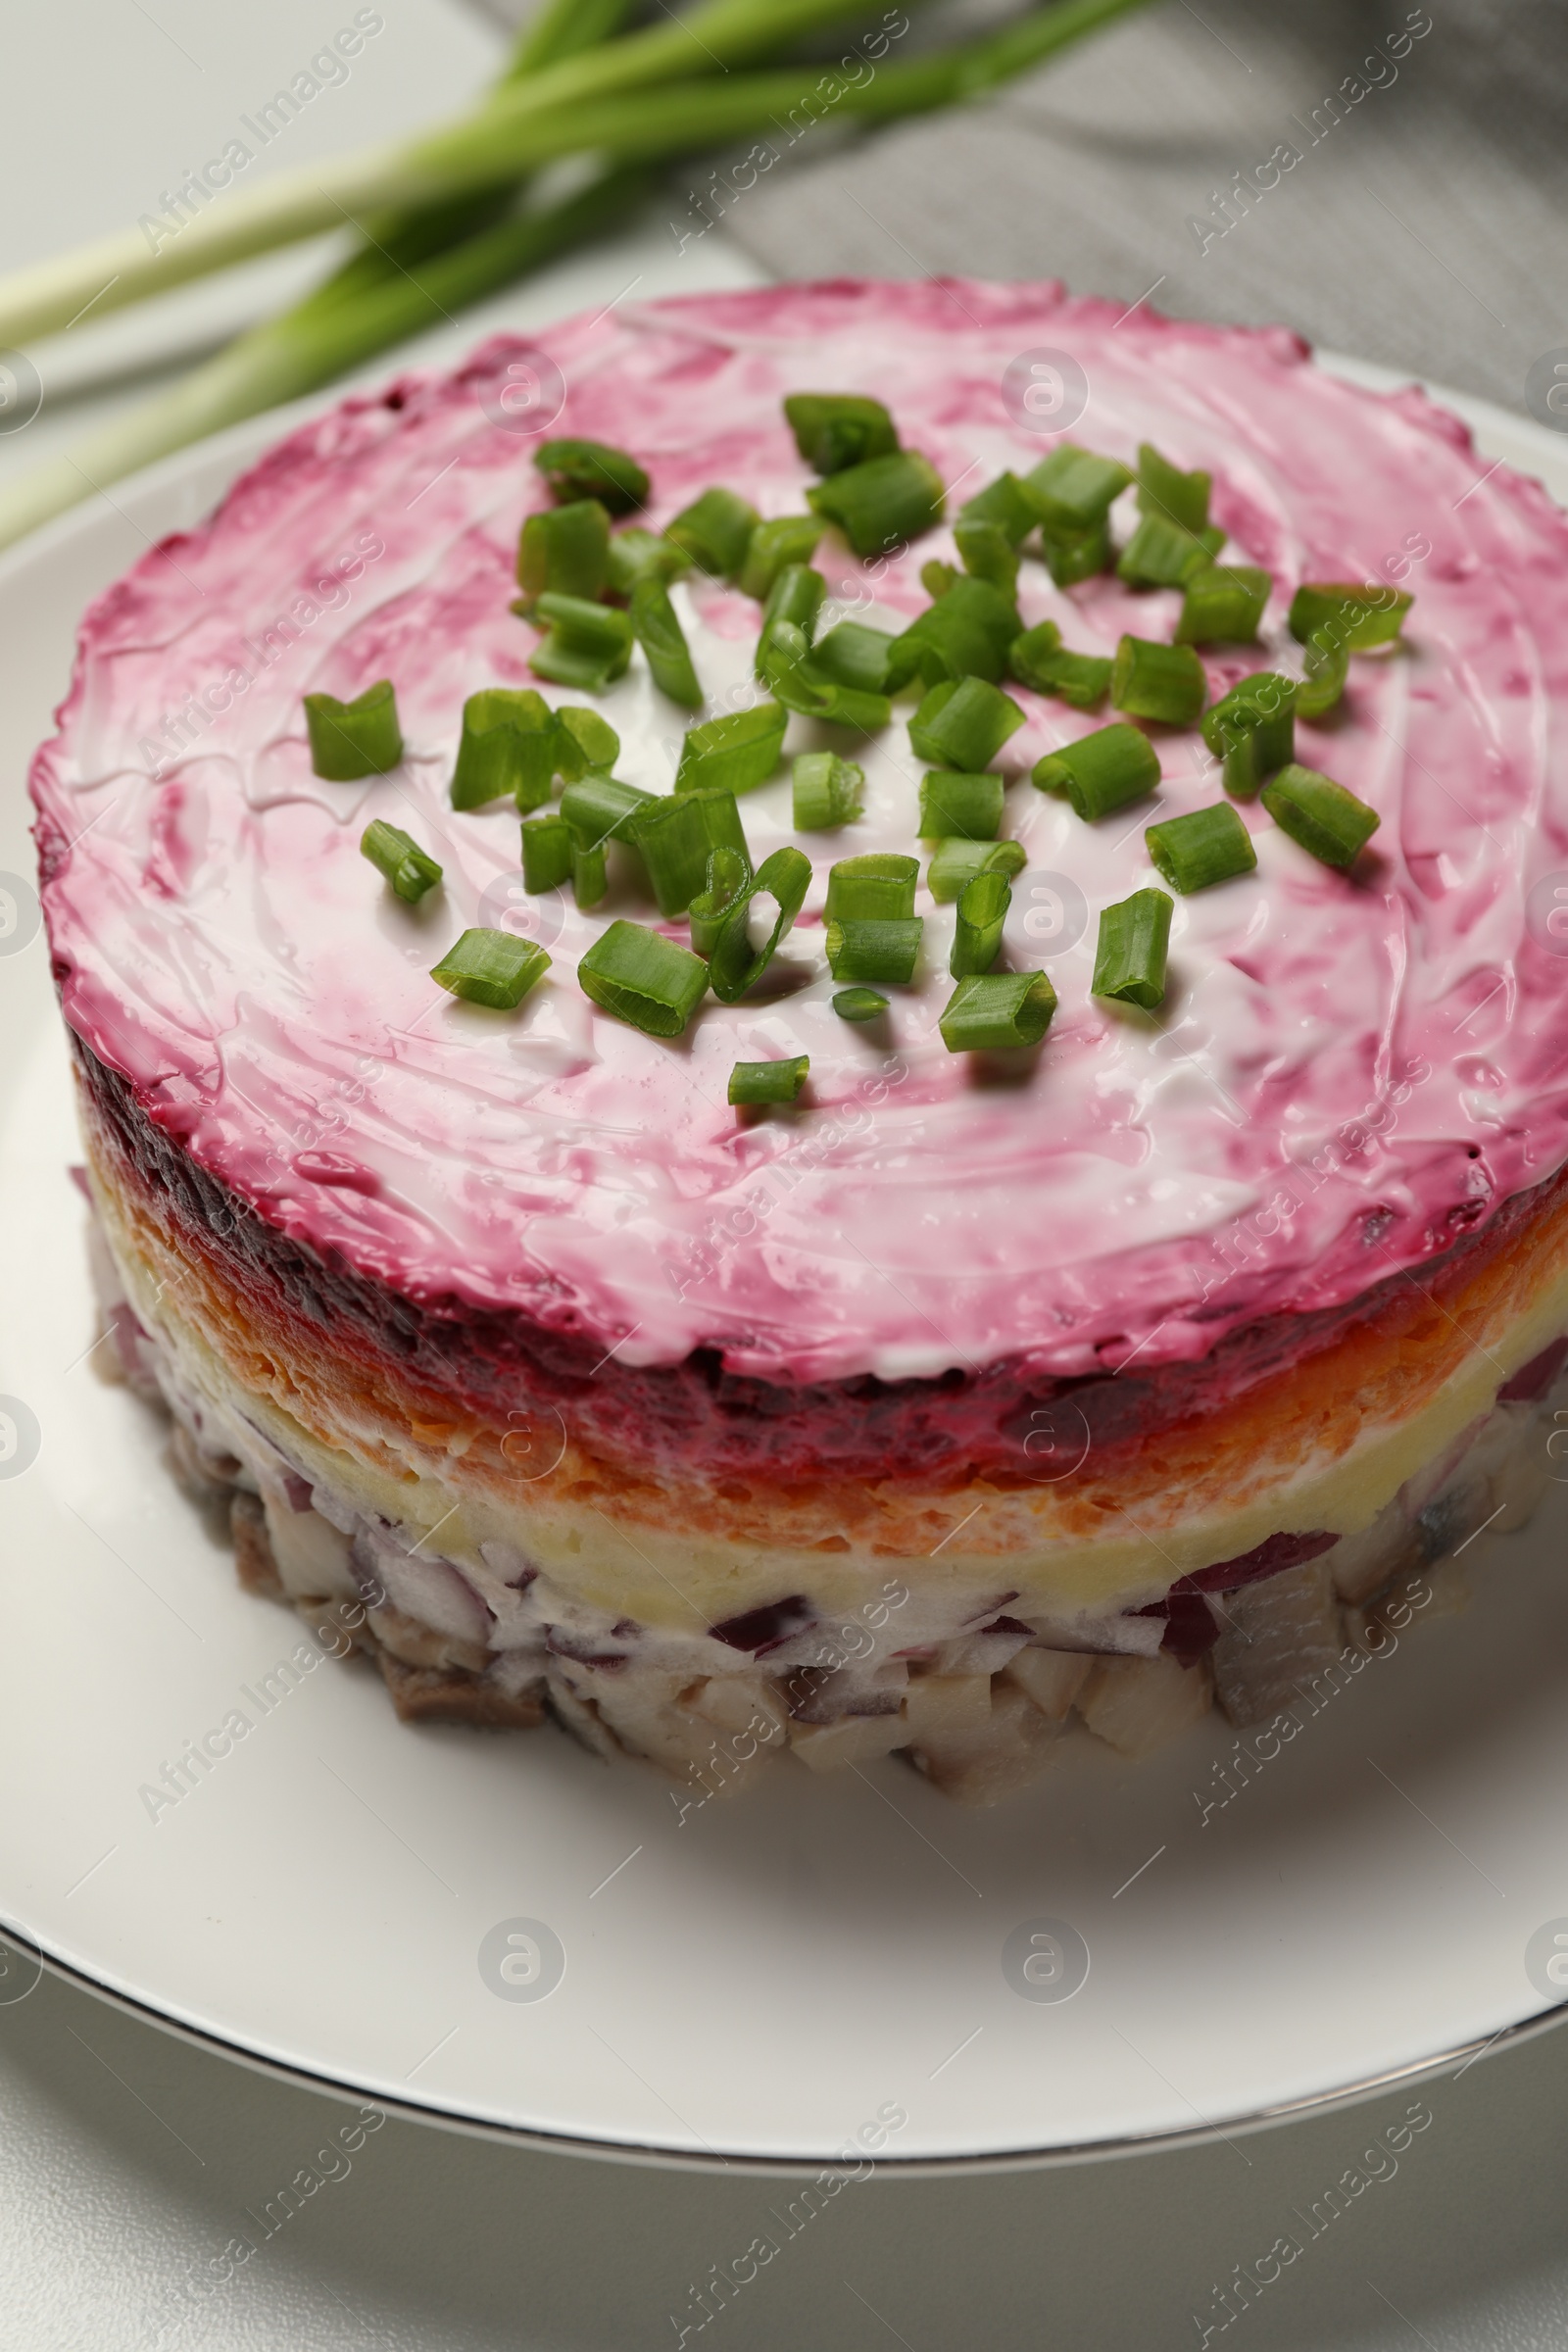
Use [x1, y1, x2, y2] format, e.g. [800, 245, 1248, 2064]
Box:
[13, 1924, 1566, 2179]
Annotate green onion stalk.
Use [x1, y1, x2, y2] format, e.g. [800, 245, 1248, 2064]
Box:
[0, 0, 1155, 553]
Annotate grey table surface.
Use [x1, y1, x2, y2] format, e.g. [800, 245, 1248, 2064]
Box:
[6, 2, 1568, 2345]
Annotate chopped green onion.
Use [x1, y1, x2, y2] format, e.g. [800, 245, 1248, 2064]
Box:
[807, 450, 944, 560]
[555, 705, 620, 780]
[1201, 672, 1297, 799]
[515, 498, 611, 608]
[1092, 888, 1172, 1008]
[1260, 762, 1381, 868]
[825, 917, 923, 985]
[450, 686, 557, 810]
[1289, 582, 1412, 653]
[689, 845, 751, 959]
[738, 515, 824, 601]
[918, 768, 1005, 841]
[1145, 802, 1256, 893]
[1175, 563, 1272, 646]
[921, 559, 959, 601]
[792, 751, 865, 830]
[1136, 443, 1210, 534]
[825, 854, 918, 922]
[1025, 445, 1130, 532]
[578, 918, 710, 1036]
[1032, 722, 1159, 821]
[674, 701, 787, 795]
[813, 620, 895, 694]
[908, 676, 1024, 772]
[832, 987, 888, 1022]
[954, 516, 1018, 596]
[629, 577, 702, 708]
[756, 563, 826, 675]
[449, 694, 615, 808]
[571, 840, 607, 909]
[304, 679, 403, 780]
[535, 436, 648, 515]
[1038, 519, 1112, 587]
[361, 819, 441, 903]
[528, 592, 634, 692]
[940, 970, 1056, 1053]
[624, 785, 748, 917]
[729, 1054, 808, 1106]
[886, 577, 1019, 691]
[664, 485, 759, 582]
[950, 869, 1010, 977]
[708, 845, 810, 1003]
[784, 392, 898, 476]
[431, 926, 550, 1009]
[606, 528, 692, 600]
[1297, 638, 1348, 719]
[756, 617, 818, 704]
[759, 622, 891, 731]
[1116, 514, 1224, 590]
[560, 769, 654, 848]
[1006, 617, 1060, 669]
[959, 471, 1041, 546]
[1110, 635, 1207, 727]
[521, 811, 573, 893]
[925, 836, 1026, 903]
[1008, 628, 1113, 709]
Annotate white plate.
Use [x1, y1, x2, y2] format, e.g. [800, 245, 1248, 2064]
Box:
[3, 351, 1568, 2176]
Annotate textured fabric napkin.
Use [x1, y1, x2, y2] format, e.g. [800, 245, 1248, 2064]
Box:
[478, 0, 1566, 416]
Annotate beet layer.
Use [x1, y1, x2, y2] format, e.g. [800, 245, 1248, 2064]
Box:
[78, 1037, 1565, 1491]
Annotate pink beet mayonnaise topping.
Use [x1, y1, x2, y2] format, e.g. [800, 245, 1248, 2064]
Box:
[30, 280, 1568, 1387]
